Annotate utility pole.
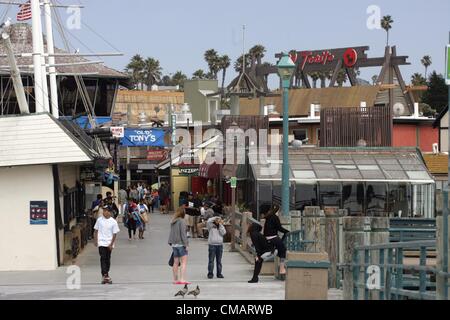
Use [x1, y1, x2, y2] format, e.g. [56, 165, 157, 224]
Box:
[444, 31, 450, 299]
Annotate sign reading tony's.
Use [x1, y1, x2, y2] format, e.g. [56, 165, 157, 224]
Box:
[30, 201, 48, 225]
[121, 128, 166, 147]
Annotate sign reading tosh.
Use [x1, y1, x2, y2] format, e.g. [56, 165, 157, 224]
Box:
[277, 46, 369, 72]
[121, 129, 166, 147]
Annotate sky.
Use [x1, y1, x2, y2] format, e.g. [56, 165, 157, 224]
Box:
[5, 0, 450, 89]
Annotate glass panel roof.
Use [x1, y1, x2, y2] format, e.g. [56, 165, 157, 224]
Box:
[251, 149, 433, 182]
[293, 170, 316, 179]
[338, 170, 362, 179]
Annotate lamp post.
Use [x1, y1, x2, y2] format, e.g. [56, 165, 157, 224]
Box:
[277, 53, 296, 217]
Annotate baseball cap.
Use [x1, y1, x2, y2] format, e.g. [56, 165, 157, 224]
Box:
[102, 205, 112, 212]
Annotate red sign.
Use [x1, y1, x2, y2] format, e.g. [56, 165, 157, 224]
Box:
[147, 149, 168, 161]
[343, 48, 358, 67]
[300, 50, 335, 70]
[289, 52, 298, 63]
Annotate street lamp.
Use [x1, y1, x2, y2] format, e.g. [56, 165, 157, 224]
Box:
[277, 53, 296, 217]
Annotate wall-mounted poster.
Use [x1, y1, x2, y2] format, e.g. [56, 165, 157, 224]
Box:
[30, 201, 48, 225]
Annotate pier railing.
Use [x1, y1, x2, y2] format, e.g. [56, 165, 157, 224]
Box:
[351, 240, 450, 300]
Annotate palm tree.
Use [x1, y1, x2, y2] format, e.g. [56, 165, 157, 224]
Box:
[249, 44, 266, 65]
[421, 55, 432, 78]
[159, 75, 172, 86]
[143, 57, 162, 91]
[234, 54, 250, 73]
[381, 15, 394, 47]
[125, 54, 145, 90]
[192, 69, 207, 80]
[171, 71, 187, 89]
[218, 55, 231, 90]
[204, 49, 220, 79]
[371, 75, 378, 85]
[411, 73, 427, 86]
[336, 69, 348, 87]
[309, 72, 320, 88]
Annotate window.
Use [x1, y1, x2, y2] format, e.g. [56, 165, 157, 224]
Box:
[343, 183, 365, 216]
[295, 183, 318, 211]
[293, 129, 308, 141]
[208, 100, 218, 123]
[365, 183, 387, 216]
[387, 183, 410, 217]
[319, 183, 342, 208]
[316, 128, 320, 145]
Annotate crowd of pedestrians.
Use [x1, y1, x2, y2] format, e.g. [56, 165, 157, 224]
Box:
[90, 182, 288, 286]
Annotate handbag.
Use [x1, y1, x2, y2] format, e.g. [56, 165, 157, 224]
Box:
[140, 212, 149, 224]
[168, 252, 174, 267]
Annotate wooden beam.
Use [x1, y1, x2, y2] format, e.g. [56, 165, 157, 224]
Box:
[328, 59, 342, 87]
[301, 72, 311, 89]
[391, 46, 415, 114]
[346, 68, 358, 86]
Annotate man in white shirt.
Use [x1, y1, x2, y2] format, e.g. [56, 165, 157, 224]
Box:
[94, 205, 120, 284]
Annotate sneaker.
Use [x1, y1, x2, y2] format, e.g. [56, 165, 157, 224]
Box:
[207, 274, 213, 279]
[217, 274, 224, 279]
[248, 278, 258, 283]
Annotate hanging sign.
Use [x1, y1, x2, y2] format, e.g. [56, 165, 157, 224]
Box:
[147, 149, 169, 161]
[30, 201, 48, 225]
[179, 167, 199, 176]
[230, 177, 237, 189]
[121, 128, 166, 147]
[111, 127, 125, 138]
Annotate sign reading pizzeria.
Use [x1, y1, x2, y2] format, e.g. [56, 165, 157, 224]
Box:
[179, 167, 199, 176]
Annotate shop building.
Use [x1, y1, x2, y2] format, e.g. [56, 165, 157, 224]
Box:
[0, 113, 102, 271]
[243, 147, 435, 219]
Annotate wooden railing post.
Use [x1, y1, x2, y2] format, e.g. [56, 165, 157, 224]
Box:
[230, 208, 236, 252]
[242, 212, 249, 251]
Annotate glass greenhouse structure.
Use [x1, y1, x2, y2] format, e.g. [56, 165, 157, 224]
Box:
[247, 148, 435, 219]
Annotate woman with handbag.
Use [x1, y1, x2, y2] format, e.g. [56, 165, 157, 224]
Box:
[138, 199, 149, 239]
[124, 198, 141, 241]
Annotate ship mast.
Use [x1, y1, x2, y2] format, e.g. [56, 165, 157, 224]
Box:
[30, 0, 45, 112]
[43, 0, 58, 118]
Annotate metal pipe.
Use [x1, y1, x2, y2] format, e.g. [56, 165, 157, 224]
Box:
[30, 0, 44, 112]
[282, 85, 289, 217]
[36, 2, 50, 113]
[44, 0, 59, 118]
[1, 28, 29, 114]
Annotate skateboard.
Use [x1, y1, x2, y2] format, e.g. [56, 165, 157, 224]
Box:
[101, 277, 113, 284]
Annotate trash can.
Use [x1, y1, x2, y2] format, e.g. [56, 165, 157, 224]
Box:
[285, 252, 330, 300]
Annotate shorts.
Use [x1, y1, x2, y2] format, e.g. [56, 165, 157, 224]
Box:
[172, 246, 188, 258]
[186, 214, 195, 227]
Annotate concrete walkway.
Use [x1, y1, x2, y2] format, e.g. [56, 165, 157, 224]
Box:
[0, 211, 342, 300]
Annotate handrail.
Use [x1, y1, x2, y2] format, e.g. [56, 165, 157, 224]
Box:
[351, 240, 449, 300]
[355, 240, 436, 251]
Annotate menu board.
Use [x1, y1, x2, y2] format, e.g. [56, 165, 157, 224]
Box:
[30, 201, 48, 225]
